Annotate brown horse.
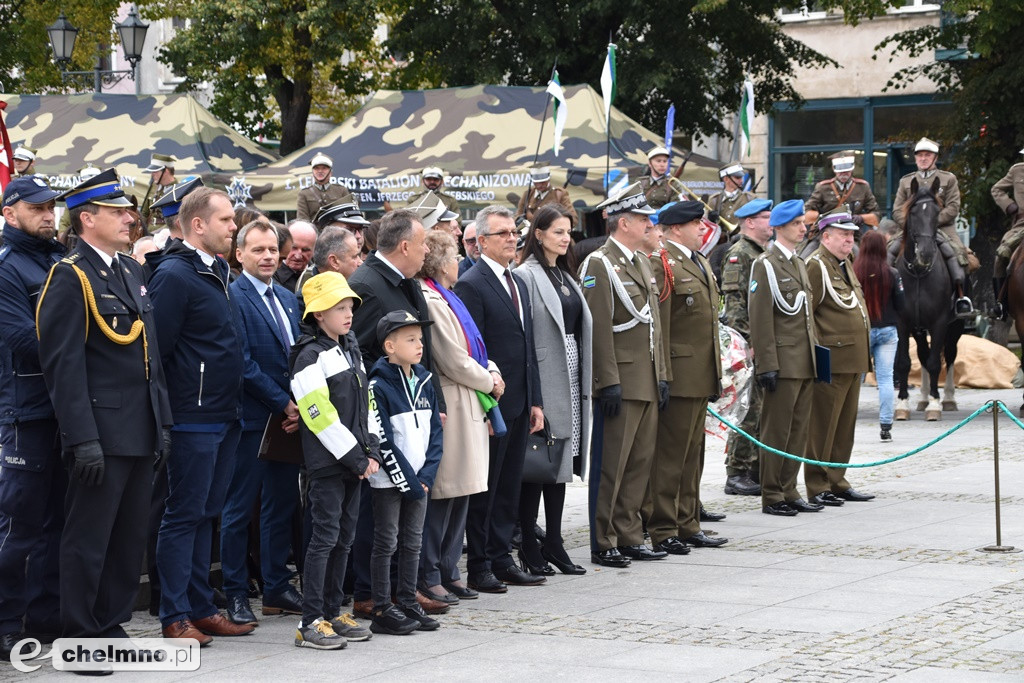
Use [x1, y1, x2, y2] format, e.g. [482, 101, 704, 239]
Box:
[1005, 242, 1024, 415]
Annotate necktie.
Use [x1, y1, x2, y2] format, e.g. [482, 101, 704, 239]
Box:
[691, 252, 706, 278]
[264, 287, 291, 347]
[503, 269, 521, 319]
[839, 260, 850, 284]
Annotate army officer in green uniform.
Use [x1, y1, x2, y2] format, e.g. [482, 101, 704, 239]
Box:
[637, 147, 684, 210]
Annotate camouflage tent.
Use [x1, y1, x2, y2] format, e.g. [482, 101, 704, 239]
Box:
[2, 93, 278, 201]
[233, 84, 723, 213]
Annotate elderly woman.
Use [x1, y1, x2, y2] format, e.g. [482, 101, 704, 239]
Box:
[514, 204, 592, 575]
[416, 230, 504, 602]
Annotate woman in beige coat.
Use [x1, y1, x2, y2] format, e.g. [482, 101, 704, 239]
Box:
[416, 231, 504, 603]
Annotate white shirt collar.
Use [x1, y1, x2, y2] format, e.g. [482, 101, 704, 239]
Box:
[608, 236, 635, 262]
[84, 240, 116, 268]
[242, 269, 271, 294]
[182, 239, 216, 267]
[667, 239, 694, 259]
[774, 241, 796, 260]
[376, 252, 407, 280]
[480, 253, 512, 278]
[725, 189, 739, 200]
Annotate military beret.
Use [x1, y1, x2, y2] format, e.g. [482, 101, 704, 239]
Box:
[769, 199, 805, 227]
[734, 198, 773, 218]
[658, 200, 704, 226]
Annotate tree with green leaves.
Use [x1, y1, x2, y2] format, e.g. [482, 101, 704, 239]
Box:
[385, 0, 836, 141]
[143, 0, 396, 154]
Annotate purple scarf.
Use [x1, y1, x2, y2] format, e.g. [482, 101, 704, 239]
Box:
[424, 278, 488, 368]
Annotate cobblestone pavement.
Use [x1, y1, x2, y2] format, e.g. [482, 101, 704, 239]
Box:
[7, 388, 1024, 680]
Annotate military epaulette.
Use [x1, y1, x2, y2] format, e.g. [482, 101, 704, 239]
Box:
[853, 178, 868, 185]
[0, 245, 10, 264]
[60, 253, 83, 265]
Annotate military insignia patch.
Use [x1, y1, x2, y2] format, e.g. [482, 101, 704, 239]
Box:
[307, 404, 320, 419]
[582, 275, 596, 289]
[728, 256, 739, 263]
[750, 280, 758, 292]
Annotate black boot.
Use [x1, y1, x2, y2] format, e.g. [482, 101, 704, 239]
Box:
[993, 277, 1008, 319]
[880, 423, 892, 442]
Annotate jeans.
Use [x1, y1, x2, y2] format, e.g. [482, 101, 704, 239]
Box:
[370, 487, 427, 609]
[157, 422, 242, 627]
[301, 474, 360, 626]
[870, 326, 899, 426]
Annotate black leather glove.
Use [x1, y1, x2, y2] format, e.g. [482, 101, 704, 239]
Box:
[851, 214, 865, 226]
[1008, 202, 1019, 217]
[658, 381, 670, 411]
[708, 210, 721, 225]
[597, 384, 623, 418]
[756, 371, 778, 393]
[155, 429, 172, 471]
[72, 440, 105, 487]
[708, 393, 721, 403]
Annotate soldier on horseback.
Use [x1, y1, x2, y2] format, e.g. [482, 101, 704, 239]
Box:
[888, 138, 974, 318]
[989, 147, 1024, 319]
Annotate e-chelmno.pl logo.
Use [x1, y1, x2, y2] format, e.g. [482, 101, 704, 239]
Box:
[10, 637, 200, 674]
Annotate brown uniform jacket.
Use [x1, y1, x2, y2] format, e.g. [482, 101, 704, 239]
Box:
[405, 188, 460, 214]
[720, 235, 764, 341]
[516, 186, 576, 226]
[296, 183, 356, 222]
[804, 247, 870, 375]
[893, 170, 960, 233]
[708, 190, 756, 228]
[805, 177, 879, 223]
[991, 163, 1024, 231]
[748, 244, 817, 379]
[650, 242, 721, 398]
[637, 174, 684, 209]
[580, 237, 666, 402]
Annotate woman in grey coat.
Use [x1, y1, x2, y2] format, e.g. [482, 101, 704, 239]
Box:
[515, 205, 593, 575]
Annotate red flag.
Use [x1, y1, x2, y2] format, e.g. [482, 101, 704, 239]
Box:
[0, 101, 13, 192]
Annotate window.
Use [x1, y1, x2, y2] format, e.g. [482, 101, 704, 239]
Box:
[778, 1, 830, 21]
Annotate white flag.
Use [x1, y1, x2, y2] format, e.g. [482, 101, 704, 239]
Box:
[546, 72, 567, 157]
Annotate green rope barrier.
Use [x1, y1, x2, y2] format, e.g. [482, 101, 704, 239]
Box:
[706, 402, 994, 468]
[996, 401, 1024, 430]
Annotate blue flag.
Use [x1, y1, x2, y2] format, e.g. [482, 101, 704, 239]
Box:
[665, 104, 675, 174]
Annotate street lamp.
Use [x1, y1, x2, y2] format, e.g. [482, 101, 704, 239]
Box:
[47, 5, 149, 93]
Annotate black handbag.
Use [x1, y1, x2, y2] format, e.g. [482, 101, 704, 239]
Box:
[521, 420, 565, 484]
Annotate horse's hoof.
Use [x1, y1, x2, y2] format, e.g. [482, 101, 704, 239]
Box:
[916, 401, 929, 412]
[895, 410, 910, 421]
[941, 400, 958, 411]
[926, 398, 942, 421]
[895, 399, 911, 421]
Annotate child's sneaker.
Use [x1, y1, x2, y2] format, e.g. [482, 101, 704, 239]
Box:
[328, 612, 373, 642]
[294, 618, 347, 650]
[401, 603, 440, 631]
[369, 604, 419, 635]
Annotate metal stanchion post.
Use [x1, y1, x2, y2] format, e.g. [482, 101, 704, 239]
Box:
[979, 401, 1019, 553]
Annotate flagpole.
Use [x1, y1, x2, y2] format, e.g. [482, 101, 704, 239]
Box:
[604, 36, 612, 198]
[523, 61, 558, 213]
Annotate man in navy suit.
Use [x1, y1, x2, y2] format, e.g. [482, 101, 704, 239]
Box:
[454, 205, 545, 592]
[221, 220, 303, 625]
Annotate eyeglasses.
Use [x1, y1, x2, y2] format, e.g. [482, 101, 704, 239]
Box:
[464, 237, 478, 244]
[481, 230, 517, 240]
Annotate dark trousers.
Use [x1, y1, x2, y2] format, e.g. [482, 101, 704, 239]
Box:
[156, 422, 241, 627]
[220, 429, 300, 597]
[349, 480, 374, 601]
[301, 474, 359, 626]
[760, 378, 813, 506]
[0, 420, 65, 635]
[146, 467, 168, 604]
[465, 408, 529, 575]
[804, 372, 860, 498]
[646, 396, 708, 544]
[588, 408, 604, 553]
[370, 487, 427, 609]
[62, 455, 151, 638]
[419, 495, 469, 587]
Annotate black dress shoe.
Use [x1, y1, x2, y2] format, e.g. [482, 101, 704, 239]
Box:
[591, 548, 631, 568]
[699, 506, 727, 522]
[789, 498, 824, 513]
[724, 474, 761, 496]
[442, 582, 479, 599]
[541, 546, 586, 575]
[0, 632, 25, 662]
[262, 585, 303, 615]
[467, 571, 508, 594]
[618, 544, 668, 561]
[227, 595, 259, 625]
[684, 531, 729, 547]
[836, 488, 875, 501]
[763, 501, 798, 516]
[493, 564, 547, 586]
[419, 585, 460, 605]
[517, 547, 556, 577]
[811, 492, 845, 507]
[653, 537, 690, 555]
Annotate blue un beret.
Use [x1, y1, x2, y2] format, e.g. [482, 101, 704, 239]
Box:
[734, 198, 773, 219]
[769, 199, 805, 227]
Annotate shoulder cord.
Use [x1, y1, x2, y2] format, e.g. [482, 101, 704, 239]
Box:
[657, 248, 674, 303]
[35, 262, 149, 379]
[810, 255, 869, 328]
[760, 256, 808, 317]
[581, 252, 655, 359]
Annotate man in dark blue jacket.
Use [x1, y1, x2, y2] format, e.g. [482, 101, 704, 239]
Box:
[147, 187, 255, 643]
[221, 220, 303, 625]
[0, 177, 66, 658]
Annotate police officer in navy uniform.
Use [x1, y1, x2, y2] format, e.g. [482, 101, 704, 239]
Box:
[0, 177, 66, 659]
[36, 169, 173, 656]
